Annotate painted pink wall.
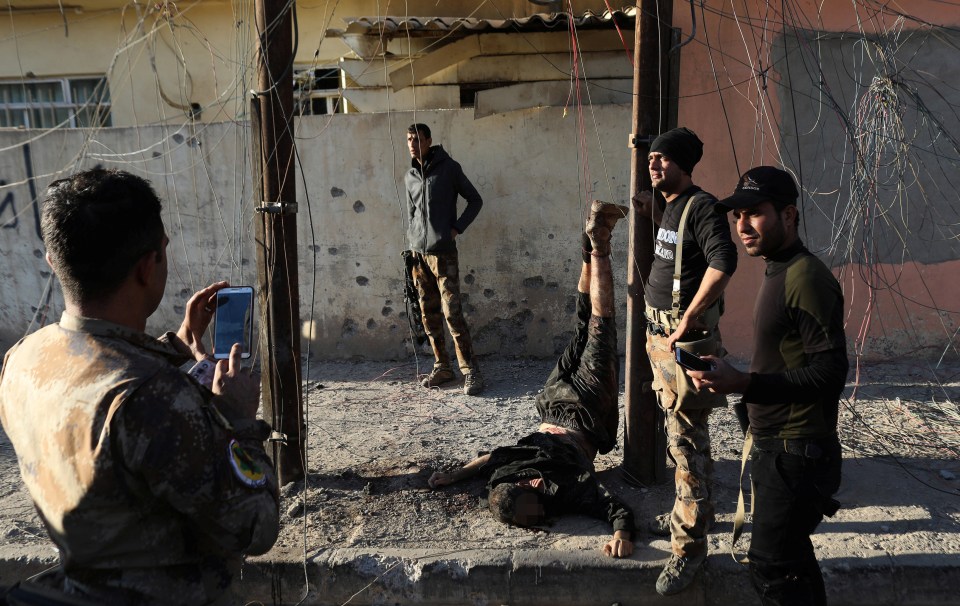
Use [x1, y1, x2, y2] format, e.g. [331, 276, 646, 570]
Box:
[668, 0, 960, 361]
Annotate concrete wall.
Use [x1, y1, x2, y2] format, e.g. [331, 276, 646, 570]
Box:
[1, 0, 959, 363]
[0, 123, 258, 349]
[665, 0, 960, 363]
[295, 107, 636, 360]
[0, 107, 637, 360]
[2, 100, 959, 364]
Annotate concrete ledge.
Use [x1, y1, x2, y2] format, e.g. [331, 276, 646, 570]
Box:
[242, 548, 670, 606]
[237, 549, 960, 606]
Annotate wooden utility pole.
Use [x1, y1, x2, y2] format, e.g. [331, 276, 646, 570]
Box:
[252, 0, 304, 483]
[623, 0, 675, 484]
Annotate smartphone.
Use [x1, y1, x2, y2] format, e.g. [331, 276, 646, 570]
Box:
[675, 347, 713, 372]
[213, 286, 255, 359]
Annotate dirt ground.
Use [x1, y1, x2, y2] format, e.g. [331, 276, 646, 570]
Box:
[273, 354, 960, 559]
[2, 354, 960, 603]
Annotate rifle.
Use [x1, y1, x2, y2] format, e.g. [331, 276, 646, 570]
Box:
[401, 250, 427, 346]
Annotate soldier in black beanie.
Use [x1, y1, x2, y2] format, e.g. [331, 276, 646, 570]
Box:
[632, 127, 738, 596]
[649, 127, 704, 175]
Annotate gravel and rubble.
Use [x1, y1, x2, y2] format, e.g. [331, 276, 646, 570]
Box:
[2, 356, 959, 605]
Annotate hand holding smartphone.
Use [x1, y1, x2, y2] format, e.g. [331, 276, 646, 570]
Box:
[675, 347, 714, 372]
[213, 286, 255, 359]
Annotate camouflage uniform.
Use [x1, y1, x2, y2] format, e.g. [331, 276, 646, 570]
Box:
[0, 313, 279, 606]
[410, 250, 477, 374]
[642, 187, 736, 564]
[646, 328, 719, 558]
[404, 144, 482, 376]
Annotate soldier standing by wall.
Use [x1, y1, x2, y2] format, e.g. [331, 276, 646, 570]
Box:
[404, 123, 485, 395]
[633, 127, 738, 596]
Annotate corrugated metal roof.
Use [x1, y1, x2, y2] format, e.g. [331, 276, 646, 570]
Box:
[330, 7, 637, 38]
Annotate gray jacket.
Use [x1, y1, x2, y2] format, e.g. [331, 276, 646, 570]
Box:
[404, 146, 483, 253]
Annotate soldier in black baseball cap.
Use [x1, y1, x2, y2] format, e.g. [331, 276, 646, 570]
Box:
[717, 166, 801, 258]
[717, 165, 799, 212]
[687, 165, 848, 606]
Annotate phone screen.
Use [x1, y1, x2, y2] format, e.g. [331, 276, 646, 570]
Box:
[213, 287, 254, 359]
[675, 347, 712, 372]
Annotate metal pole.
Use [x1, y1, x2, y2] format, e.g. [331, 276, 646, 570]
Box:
[623, 0, 674, 484]
[253, 0, 304, 484]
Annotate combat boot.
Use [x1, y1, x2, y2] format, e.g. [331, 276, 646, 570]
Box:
[656, 551, 706, 596]
[421, 366, 455, 388]
[463, 370, 484, 396]
[586, 200, 630, 256]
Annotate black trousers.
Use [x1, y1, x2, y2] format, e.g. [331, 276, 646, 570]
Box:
[536, 292, 619, 455]
[748, 436, 842, 606]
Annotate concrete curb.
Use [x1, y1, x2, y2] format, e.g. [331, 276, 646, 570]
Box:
[5, 546, 960, 605]
[238, 548, 960, 606]
[242, 548, 680, 606]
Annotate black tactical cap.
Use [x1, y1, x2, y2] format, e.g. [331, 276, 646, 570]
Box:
[717, 166, 799, 212]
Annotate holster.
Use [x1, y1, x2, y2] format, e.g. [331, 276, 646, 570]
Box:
[674, 329, 727, 410]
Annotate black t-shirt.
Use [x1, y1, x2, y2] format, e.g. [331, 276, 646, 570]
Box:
[645, 187, 737, 311]
[746, 242, 848, 438]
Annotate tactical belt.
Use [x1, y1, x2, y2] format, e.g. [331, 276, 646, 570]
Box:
[645, 304, 678, 333]
[645, 301, 721, 336]
[753, 435, 836, 460]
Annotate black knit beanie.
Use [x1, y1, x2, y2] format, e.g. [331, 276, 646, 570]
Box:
[649, 127, 704, 175]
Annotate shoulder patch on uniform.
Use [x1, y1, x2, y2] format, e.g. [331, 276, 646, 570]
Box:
[229, 439, 267, 487]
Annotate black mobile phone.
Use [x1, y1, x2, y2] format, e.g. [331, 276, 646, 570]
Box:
[213, 286, 255, 359]
[675, 347, 713, 372]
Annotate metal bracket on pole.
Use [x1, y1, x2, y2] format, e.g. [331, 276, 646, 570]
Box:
[256, 201, 298, 215]
[629, 133, 655, 149]
[268, 430, 289, 445]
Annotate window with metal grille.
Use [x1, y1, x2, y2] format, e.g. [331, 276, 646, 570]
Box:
[294, 67, 345, 116]
[0, 77, 111, 129]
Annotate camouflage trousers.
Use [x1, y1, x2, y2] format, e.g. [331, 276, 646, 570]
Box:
[410, 250, 477, 374]
[647, 331, 715, 558]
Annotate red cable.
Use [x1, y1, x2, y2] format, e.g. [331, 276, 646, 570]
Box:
[603, 0, 634, 67]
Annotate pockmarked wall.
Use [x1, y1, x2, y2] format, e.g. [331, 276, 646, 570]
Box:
[0, 103, 957, 363]
[0, 107, 635, 360]
[288, 108, 637, 361]
[0, 124, 259, 350]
